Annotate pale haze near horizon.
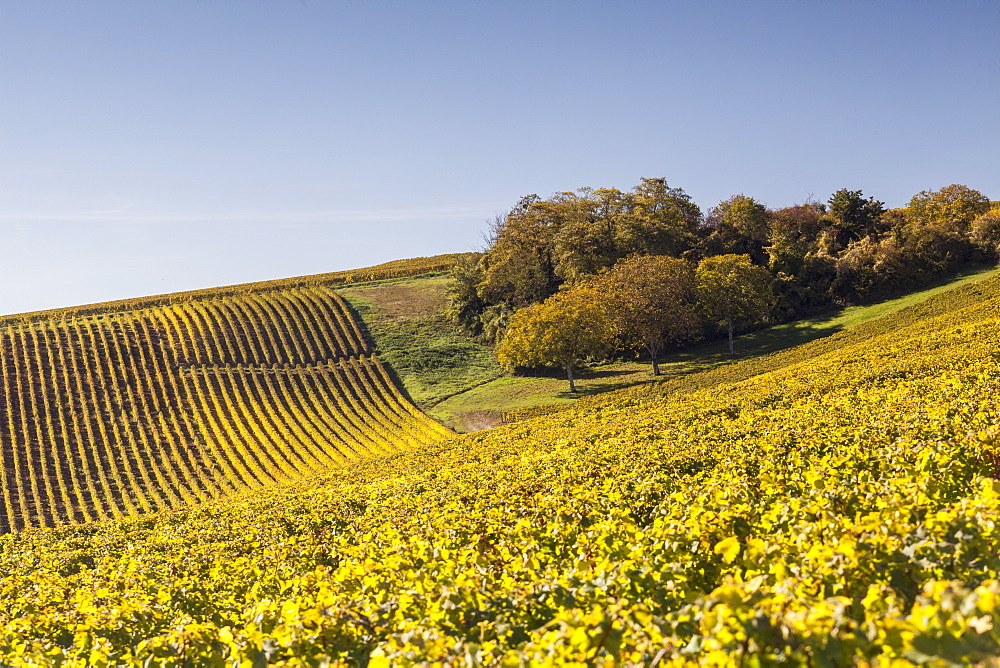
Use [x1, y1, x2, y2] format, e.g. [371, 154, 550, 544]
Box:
[0, 0, 997, 316]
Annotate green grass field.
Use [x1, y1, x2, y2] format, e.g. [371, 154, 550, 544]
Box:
[431, 263, 999, 429]
[337, 275, 502, 426]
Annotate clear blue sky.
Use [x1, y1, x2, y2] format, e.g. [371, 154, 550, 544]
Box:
[1, 0, 997, 315]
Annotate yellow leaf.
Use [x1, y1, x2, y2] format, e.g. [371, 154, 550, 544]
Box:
[714, 536, 741, 564]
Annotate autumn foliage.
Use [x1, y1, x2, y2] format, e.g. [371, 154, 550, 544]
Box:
[1, 265, 1000, 664]
[593, 255, 700, 375]
[450, 181, 995, 347]
[0, 281, 450, 532]
[496, 286, 616, 392]
[695, 254, 773, 356]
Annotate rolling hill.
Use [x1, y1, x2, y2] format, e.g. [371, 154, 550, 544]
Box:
[0, 261, 457, 532]
[0, 264, 998, 664]
[339, 263, 996, 431]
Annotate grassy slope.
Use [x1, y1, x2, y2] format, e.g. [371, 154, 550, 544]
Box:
[337, 275, 502, 428]
[433, 263, 999, 426]
[2, 267, 999, 664]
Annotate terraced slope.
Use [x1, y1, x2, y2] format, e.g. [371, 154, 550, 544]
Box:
[0, 284, 450, 532]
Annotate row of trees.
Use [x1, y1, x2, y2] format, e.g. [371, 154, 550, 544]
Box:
[450, 180, 997, 346]
[496, 254, 771, 391]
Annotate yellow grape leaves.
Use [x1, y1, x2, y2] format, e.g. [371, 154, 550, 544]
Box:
[0, 273, 1000, 664]
[713, 536, 741, 564]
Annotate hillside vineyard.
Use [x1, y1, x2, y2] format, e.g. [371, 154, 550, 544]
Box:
[0, 285, 449, 532]
[1, 273, 999, 663]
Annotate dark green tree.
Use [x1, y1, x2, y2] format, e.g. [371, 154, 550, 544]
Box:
[446, 254, 488, 337]
[828, 189, 885, 241]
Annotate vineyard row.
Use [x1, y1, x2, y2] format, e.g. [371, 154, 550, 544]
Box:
[0, 285, 448, 532]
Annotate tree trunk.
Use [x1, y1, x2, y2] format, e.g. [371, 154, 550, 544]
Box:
[649, 345, 661, 376]
[727, 317, 734, 356]
[565, 364, 577, 393]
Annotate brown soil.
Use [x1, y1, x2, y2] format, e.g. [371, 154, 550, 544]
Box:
[459, 410, 504, 432]
[339, 277, 448, 322]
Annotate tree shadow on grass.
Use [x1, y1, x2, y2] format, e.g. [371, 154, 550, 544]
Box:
[551, 374, 653, 400]
[582, 367, 636, 380]
[669, 321, 846, 369]
[516, 314, 854, 403]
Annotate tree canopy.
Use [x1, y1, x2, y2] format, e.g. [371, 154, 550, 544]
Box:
[971, 206, 1000, 259]
[450, 179, 993, 347]
[696, 254, 773, 356]
[827, 189, 886, 241]
[495, 286, 616, 392]
[462, 179, 701, 342]
[478, 195, 558, 309]
[703, 195, 770, 264]
[595, 255, 700, 375]
[906, 184, 991, 235]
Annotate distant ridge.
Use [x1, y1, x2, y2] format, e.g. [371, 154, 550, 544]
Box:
[0, 252, 477, 324]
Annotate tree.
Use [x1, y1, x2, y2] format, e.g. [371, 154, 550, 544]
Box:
[827, 189, 885, 241]
[596, 255, 700, 376]
[906, 184, 990, 235]
[551, 187, 629, 284]
[765, 202, 827, 306]
[478, 195, 559, 309]
[696, 254, 773, 356]
[971, 207, 1000, 259]
[446, 254, 487, 337]
[617, 177, 702, 258]
[702, 194, 770, 264]
[453, 178, 702, 345]
[496, 286, 616, 392]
